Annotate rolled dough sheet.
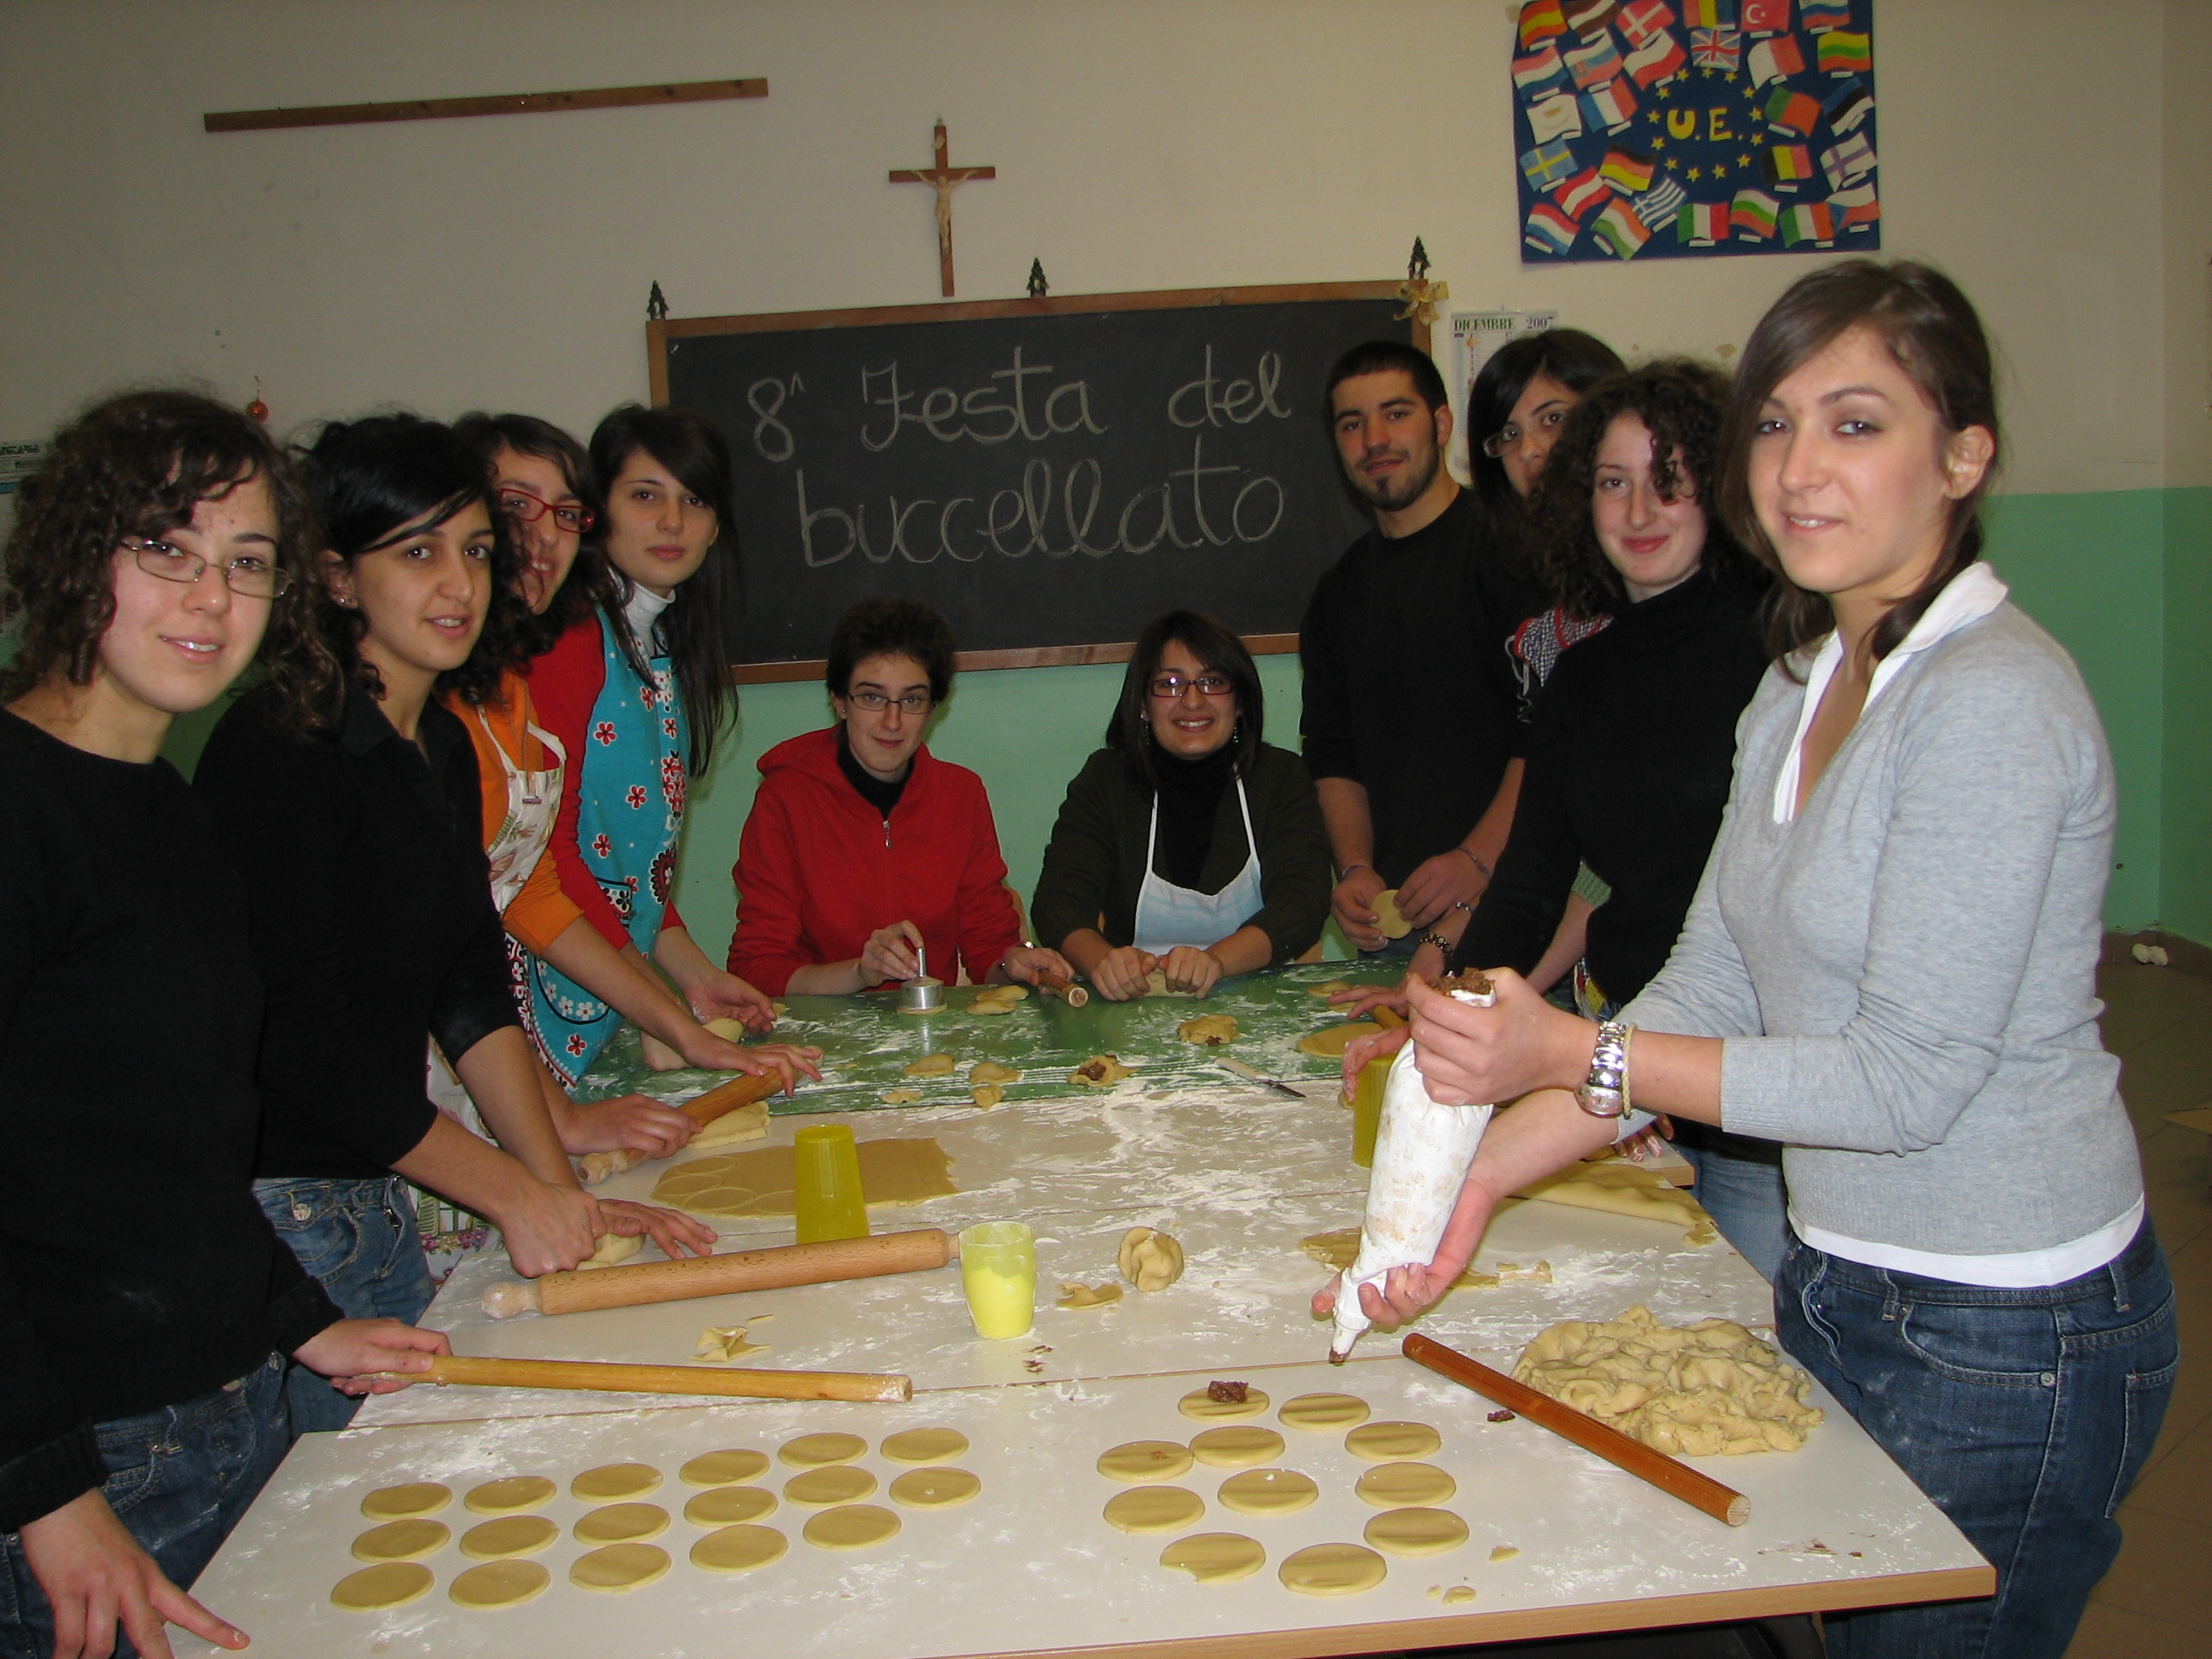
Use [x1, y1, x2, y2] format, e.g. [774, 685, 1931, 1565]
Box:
[1511, 1165, 1720, 1244]
[1103, 1485, 1204, 1534]
[679, 1448, 768, 1487]
[1160, 1532, 1265, 1584]
[650, 1139, 956, 1219]
[447, 1558, 550, 1610]
[690, 1101, 769, 1149]
[1295, 1022, 1381, 1058]
[464, 1476, 554, 1514]
[690, 1524, 787, 1574]
[1279, 1541, 1388, 1595]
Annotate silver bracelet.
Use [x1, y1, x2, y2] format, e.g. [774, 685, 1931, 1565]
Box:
[1577, 1020, 1634, 1119]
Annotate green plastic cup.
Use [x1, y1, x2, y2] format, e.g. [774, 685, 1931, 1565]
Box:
[792, 1125, 870, 1243]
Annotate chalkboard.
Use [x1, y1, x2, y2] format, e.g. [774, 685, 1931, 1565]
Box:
[649, 283, 1423, 680]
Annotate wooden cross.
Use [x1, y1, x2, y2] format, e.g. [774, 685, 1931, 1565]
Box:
[888, 121, 996, 298]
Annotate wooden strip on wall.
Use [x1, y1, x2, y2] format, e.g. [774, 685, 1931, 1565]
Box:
[728, 634, 1301, 686]
[205, 78, 766, 134]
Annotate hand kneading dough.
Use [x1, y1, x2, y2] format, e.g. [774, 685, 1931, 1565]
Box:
[447, 1558, 550, 1610]
[1160, 1533, 1265, 1583]
[1068, 1053, 1133, 1086]
[680, 1448, 769, 1487]
[1364, 1507, 1470, 1557]
[331, 1562, 433, 1610]
[1278, 1392, 1371, 1430]
[801, 1504, 900, 1551]
[652, 1139, 956, 1218]
[459, 1516, 558, 1559]
[1279, 1541, 1388, 1595]
[1216, 1469, 1319, 1516]
[783, 1466, 876, 1507]
[1189, 1426, 1284, 1469]
[568, 1542, 669, 1592]
[1295, 1022, 1381, 1058]
[576, 1231, 643, 1270]
[1176, 1013, 1238, 1046]
[350, 1519, 448, 1562]
[684, 1486, 777, 1527]
[881, 1427, 969, 1464]
[571, 1463, 660, 1501]
[573, 1502, 667, 1544]
[779, 1431, 867, 1467]
[1345, 1422, 1443, 1462]
[690, 1524, 787, 1574]
[1369, 889, 1412, 940]
[465, 1476, 556, 1514]
[969, 1061, 1022, 1084]
[1512, 1166, 1720, 1245]
[1354, 1462, 1456, 1508]
[690, 1101, 769, 1149]
[887, 1467, 981, 1509]
[1103, 1486, 1205, 1534]
[881, 1087, 924, 1104]
[1179, 1385, 1269, 1422]
[360, 1481, 450, 1520]
[1097, 1441, 1194, 1482]
[1512, 1304, 1825, 1455]
[1117, 1226, 1184, 1290]
[904, 1052, 956, 1077]
[1057, 1281, 1123, 1309]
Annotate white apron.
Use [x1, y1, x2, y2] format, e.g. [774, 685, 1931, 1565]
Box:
[1132, 776, 1266, 953]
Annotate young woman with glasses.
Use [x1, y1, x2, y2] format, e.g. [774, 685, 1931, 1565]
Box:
[1034, 611, 1331, 1000]
[726, 597, 1072, 995]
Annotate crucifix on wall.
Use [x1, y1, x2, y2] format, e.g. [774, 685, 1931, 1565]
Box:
[888, 120, 996, 298]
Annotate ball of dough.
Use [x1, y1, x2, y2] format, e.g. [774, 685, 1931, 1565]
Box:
[1179, 1385, 1270, 1422]
[569, 1542, 670, 1592]
[1117, 1226, 1185, 1291]
[1344, 1421, 1443, 1462]
[678, 1449, 769, 1487]
[779, 1432, 867, 1468]
[887, 1467, 980, 1509]
[1175, 1013, 1239, 1047]
[447, 1558, 549, 1610]
[1096, 1441, 1194, 1483]
[1103, 1486, 1205, 1534]
[1363, 1507, 1470, 1557]
[1354, 1462, 1456, 1509]
[464, 1476, 556, 1514]
[684, 1485, 777, 1528]
[1370, 889, 1412, 939]
[576, 1231, 643, 1270]
[783, 1466, 876, 1507]
[801, 1504, 901, 1551]
[1279, 1541, 1388, 1596]
[1279, 1392, 1371, 1430]
[571, 1463, 661, 1502]
[330, 1561, 433, 1611]
[881, 1427, 969, 1464]
[1189, 1427, 1284, 1469]
[359, 1481, 450, 1520]
[1216, 1468, 1319, 1516]
[904, 1052, 956, 1078]
[350, 1519, 447, 1562]
[459, 1516, 558, 1560]
[573, 1502, 668, 1545]
[1159, 1532, 1265, 1584]
[690, 1524, 787, 1574]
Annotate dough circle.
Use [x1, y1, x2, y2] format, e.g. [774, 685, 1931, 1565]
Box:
[779, 1431, 867, 1468]
[459, 1516, 559, 1560]
[887, 1467, 981, 1509]
[1279, 1392, 1372, 1430]
[1354, 1462, 1457, 1509]
[1345, 1421, 1443, 1462]
[1216, 1468, 1320, 1516]
[684, 1485, 777, 1527]
[784, 1466, 877, 1507]
[330, 1562, 434, 1611]
[1189, 1426, 1285, 1469]
[447, 1558, 550, 1610]
[880, 1427, 969, 1464]
[360, 1481, 450, 1520]
[801, 1504, 902, 1551]
[678, 1449, 769, 1487]
[690, 1524, 788, 1575]
[1159, 1532, 1266, 1584]
[568, 1542, 670, 1592]
[1175, 1013, 1239, 1046]
[1279, 1542, 1388, 1596]
[464, 1476, 556, 1515]
[349, 1519, 448, 1562]
[573, 1502, 669, 1545]
[1179, 1386, 1270, 1422]
[1371, 889, 1412, 939]
[1097, 1441, 1195, 1483]
[1295, 1022, 1382, 1058]
[1103, 1486, 1205, 1534]
[1363, 1507, 1470, 1557]
[571, 1462, 661, 1502]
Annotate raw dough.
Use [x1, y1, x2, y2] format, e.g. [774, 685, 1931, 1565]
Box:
[1445, 1584, 1480, 1603]
[690, 1523, 787, 1574]
[881, 1087, 924, 1104]
[360, 1481, 450, 1520]
[1306, 980, 1353, 997]
[350, 1519, 448, 1562]
[1179, 1385, 1270, 1422]
[690, 1101, 769, 1149]
[1216, 1469, 1319, 1516]
[887, 1467, 981, 1509]
[1490, 1545, 1521, 1562]
[573, 1502, 668, 1545]
[1176, 1013, 1239, 1047]
[447, 1558, 550, 1610]
[970, 1084, 1005, 1109]
[1057, 1280, 1124, 1308]
[464, 1476, 554, 1514]
[695, 1321, 771, 1362]
[679, 1448, 768, 1487]
[1354, 1463, 1456, 1508]
[684, 1485, 777, 1527]
[881, 1427, 969, 1464]
[577, 1231, 643, 1270]
[1140, 969, 1201, 998]
[1295, 1022, 1381, 1058]
[1068, 1054, 1134, 1086]
[1160, 1533, 1265, 1584]
[1097, 1441, 1194, 1482]
[1278, 1393, 1371, 1430]
[783, 1466, 876, 1507]
[1189, 1426, 1284, 1469]
[1299, 1229, 1511, 1289]
[568, 1542, 669, 1592]
[1364, 1508, 1470, 1557]
[572, 1463, 661, 1502]
[969, 1061, 1022, 1083]
[1280, 1541, 1388, 1596]
[330, 1562, 433, 1611]
[1512, 1303, 1825, 1455]
[1512, 1165, 1719, 1245]
[703, 1016, 748, 1040]
[801, 1504, 901, 1551]
[1117, 1226, 1185, 1290]
[1103, 1486, 1205, 1534]
[968, 998, 1017, 1016]
[779, 1431, 868, 1468]
[971, 983, 1027, 1008]
[459, 1516, 558, 1560]
[1370, 889, 1412, 939]
[1345, 1422, 1443, 1462]
[904, 1052, 956, 1078]
[651, 1138, 957, 1218]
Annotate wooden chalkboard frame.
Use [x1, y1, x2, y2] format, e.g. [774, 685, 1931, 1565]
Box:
[647, 282, 1428, 684]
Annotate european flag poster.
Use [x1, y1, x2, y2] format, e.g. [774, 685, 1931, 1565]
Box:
[1512, 0, 1880, 265]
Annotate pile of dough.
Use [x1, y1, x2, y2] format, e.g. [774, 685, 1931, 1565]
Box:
[1068, 1054, 1133, 1086]
[694, 1314, 772, 1362]
[1057, 1281, 1124, 1308]
[969, 1061, 1022, 1083]
[1512, 1304, 1825, 1455]
[650, 1138, 956, 1218]
[970, 1084, 1005, 1109]
[1370, 889, 1412, 940]
[904, 1052, 956, 1078]
[691, 1100, 769, 1149]
[576, 1232, 643, 1271]
[1118, 1226, 1185, 1290]
[1295, 1022, 1381, 1058]
[1511, 1165, 1719, 1246]
[1176, 1013, 1239, 1046]
[881, 1087, 923, 1104]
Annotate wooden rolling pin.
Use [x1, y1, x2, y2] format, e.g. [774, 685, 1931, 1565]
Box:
[1036, 971, 1090, 1008]
[417, 1353, 910, 1404]
[1403, 1333, 1749, 1526]
[577, 1071, 785, 1185]
[482, 1227, 957, 1318]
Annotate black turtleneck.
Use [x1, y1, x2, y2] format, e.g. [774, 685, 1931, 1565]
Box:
[1150, 741, 1238, 888]
[836, 731, 909, 820]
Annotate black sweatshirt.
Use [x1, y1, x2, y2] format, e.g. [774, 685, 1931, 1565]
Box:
[195, 679, 520, 1179]
[0, 713, 340, 1534]
[1299, 490, 1540, 887]
[1452, 568, 1772, 1002]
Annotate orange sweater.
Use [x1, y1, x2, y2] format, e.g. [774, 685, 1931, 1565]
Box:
[445, 672, 582, 958]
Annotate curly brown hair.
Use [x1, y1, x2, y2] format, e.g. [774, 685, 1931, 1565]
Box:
[0, 388, 331, 709]
[1525, 358, 1755, 619]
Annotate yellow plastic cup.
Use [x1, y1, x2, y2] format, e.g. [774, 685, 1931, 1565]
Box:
[792, 1125, 869, 1243]
[958, 1221, 1037, 1340]
[1351, 1051, 1391, 1168]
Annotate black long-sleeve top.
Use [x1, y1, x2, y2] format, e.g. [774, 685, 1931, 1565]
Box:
[1452, 567, 1772, 1002]
[0, 713, 340, 1534]
[195, 679, 519, 1179]
[1299, 489, 1540, 886]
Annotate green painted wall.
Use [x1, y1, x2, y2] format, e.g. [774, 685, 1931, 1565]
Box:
[2159, 487, 2212, 944]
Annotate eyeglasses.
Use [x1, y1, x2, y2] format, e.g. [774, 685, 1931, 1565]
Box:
[847, 690, 932, 713]
[122, 538, 292, 598]
[1481, 405, 1571, 458]
[1147, 673, 1234, 699]
[497, 490, 596, 535]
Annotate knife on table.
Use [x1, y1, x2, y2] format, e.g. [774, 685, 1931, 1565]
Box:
[1214, 1056, 1308, 1100]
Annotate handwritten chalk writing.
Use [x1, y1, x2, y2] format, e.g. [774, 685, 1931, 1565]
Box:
[859, 348, 1106, 451]
[1167, 347, 1294, 429]
[746, 375, 800, 463]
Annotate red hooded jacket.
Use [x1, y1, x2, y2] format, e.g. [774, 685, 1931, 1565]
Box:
[725, 726, 1023, 995]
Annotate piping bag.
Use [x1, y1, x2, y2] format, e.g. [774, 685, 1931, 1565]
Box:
[1329, 977, 1498, 1362]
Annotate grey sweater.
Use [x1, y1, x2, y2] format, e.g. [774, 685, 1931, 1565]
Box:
[1623, 597, 2143, 1256]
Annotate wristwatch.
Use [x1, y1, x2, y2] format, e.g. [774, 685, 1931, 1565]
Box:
[1577, 1020, 1634, 1119]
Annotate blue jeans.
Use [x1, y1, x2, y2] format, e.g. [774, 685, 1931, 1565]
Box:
[1777, 1220, 2177, 1659]
[255, 1176, 434, 1435]
[0, 1358, 288, 1659]
[1674, 1126, 1790, 1287]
